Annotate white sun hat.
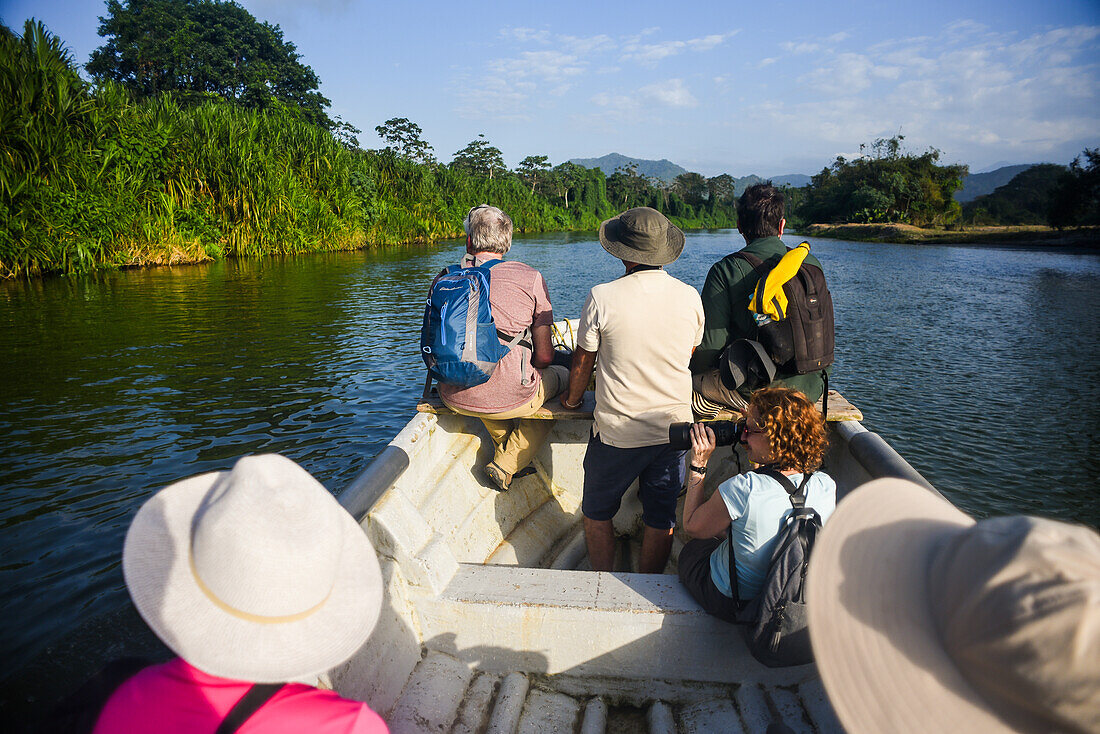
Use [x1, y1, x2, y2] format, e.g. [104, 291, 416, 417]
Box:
[807, 478, 1100, 734]
[123, 454, 383, 683]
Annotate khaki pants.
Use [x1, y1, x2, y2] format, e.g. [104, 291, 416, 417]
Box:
[444, 365, 568, 476]
[693, 368, 749, 412]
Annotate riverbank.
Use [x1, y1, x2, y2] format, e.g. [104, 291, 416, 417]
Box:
[803, 223, 1100, 248]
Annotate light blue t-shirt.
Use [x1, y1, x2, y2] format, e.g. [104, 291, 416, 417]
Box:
[708, 470, 836, 600]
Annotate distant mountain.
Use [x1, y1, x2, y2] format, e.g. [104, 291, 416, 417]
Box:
[567, 154, 816, 194]
[961, 164, 1067, 224]
[721, 173, 811, 197]
[568, 153, 687, 183]
[771, 174, 812, 188]
[955, 164, 1043, 203]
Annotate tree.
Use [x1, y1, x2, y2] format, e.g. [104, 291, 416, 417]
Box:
[706, 174, 737, 206]
[87, 0, 332, 128]
[516, 155, 551, 193]
[674, 172, 708, 207]
[451, 134, 505, 179]
[796, 136, 966, 227]
[550, 161, 583, 209]
[606, 163, 651, 208]
[962, 164, 1066, 225]
[374, 117, 434, 164]
[1048, 149, 1100, 229]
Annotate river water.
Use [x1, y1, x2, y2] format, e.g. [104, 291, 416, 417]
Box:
[2, 230, 1099, 703]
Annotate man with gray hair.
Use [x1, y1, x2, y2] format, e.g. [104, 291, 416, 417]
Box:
[435, 205, 567, 491]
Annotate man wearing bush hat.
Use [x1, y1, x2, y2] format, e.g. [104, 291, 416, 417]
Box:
[560, 207, 704, 574]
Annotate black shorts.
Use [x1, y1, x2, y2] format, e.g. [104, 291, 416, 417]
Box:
[678, 537, 745, 623]
[580, 432, 685, 529]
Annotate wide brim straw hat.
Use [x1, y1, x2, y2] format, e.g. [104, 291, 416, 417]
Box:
[807, 478, 1100, 734]
[123, 454, 383, 683]
[599, 207, 685, 266]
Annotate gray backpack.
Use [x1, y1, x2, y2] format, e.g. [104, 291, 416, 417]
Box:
[735, 469, 822, 667]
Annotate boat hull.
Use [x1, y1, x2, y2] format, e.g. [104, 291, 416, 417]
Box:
[331, 407, 934, 732]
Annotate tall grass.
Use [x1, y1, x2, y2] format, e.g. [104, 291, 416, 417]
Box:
[1, 21, 735, 279]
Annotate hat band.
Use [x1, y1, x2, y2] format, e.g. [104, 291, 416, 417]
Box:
[189, 553, 331, 624]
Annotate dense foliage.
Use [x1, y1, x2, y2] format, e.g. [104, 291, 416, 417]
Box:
[1048, 149, 1100, 229]
[1, 21, 372, 277]
[796, 136, 967, 227]
[0, 21, 736, 278]
[86, 0, 334, 130]
[962, 164, 1066, 225]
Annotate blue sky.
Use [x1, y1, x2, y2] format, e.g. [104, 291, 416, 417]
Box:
[4, 0, 1099, 177]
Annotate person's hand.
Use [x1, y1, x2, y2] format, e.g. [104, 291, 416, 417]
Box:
[689, 423, 716, 467]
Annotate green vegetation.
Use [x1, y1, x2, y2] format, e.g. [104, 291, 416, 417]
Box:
[962, 164, 1066, 225]
[793, 139, 1098, 235]
[1049, 149, 1100, 229]
[1, 20, 371, 277]
[795, 136, 967, 227]
[0, 14, 736, 278]
[87, 0, 338, 132]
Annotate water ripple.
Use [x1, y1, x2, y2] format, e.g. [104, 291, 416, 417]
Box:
[2, 234, 1099, 680]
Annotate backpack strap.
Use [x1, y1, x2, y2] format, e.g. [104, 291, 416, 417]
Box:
[754, 467, 813, 508]
[215, 683, 285, 734]
[725, 468, 812, 604]
[496, 326, 531, 349]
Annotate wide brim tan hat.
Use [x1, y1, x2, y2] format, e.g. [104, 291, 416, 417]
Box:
[808, 478, 1100, 734]
[123, 454, 383, 683]
[599, 206, 685, 266]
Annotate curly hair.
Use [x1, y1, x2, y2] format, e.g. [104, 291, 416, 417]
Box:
[750, 386, 828, 473]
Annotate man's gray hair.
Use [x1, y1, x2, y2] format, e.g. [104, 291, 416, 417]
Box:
[464, 205, 513, 255]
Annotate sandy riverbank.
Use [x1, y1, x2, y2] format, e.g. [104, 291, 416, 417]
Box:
[802, 223, 1100, 248]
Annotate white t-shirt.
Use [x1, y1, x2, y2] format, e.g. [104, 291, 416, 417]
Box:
[709, 470, 837, 599]
[577, 268, 704, 448]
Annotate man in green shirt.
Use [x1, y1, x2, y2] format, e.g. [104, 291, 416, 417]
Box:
[689, 184, 827, 412]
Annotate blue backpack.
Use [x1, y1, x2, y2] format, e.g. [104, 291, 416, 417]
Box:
[420, 260, 527, 388]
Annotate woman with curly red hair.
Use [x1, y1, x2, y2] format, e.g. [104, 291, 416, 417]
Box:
[678, 386, 836, 621]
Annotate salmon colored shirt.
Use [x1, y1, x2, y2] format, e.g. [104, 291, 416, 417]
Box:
[93, 658, 388, 733]
[437, 256, 555, 414]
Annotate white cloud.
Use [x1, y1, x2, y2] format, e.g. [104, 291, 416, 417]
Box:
[488, 51, 586, 82]
[457, 27, 731, 120]
[641, 79, 698, 107]
[501, 27, 552, 44]
[562, 34, 616, 55]
[620, 31, 738, 65]
[592, 79, 698, 113]
[753, 22, 1100, 167]
[452, 75, 531, 122]
[781, 41, 820, 55]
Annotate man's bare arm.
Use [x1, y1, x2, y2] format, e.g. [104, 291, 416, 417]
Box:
[560, 347, 596, 409]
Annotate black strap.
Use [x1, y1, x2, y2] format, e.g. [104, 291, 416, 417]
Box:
[821, 369, 829, 424]
[622, 263, 662, 276]
[754, 467, 813, 508]
[725, 469, 812, 601]
[496, 327, 532, 350]
[215, 683, 285, 734]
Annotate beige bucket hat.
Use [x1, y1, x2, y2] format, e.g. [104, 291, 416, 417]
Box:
[807, 478, 1100, 734]
[123, 454, 383, 683]
[599, 207, 685, 266]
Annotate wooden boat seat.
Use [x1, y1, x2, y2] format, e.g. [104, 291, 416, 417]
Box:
[416, 389, 862, 421]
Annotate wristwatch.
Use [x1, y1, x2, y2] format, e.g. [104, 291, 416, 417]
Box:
[689, 464, 707, 475]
